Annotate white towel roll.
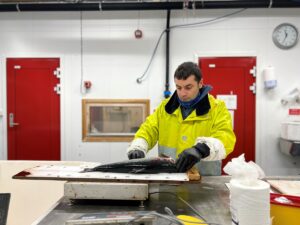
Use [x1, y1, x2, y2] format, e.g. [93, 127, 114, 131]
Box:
[229, 179, 270, 225]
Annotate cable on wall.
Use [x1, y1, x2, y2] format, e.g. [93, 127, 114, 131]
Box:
[135, 7, 247, 83]
[136, 29, 167, 83]
[164, 9, 171, 98]
[80, 10, 85, 94]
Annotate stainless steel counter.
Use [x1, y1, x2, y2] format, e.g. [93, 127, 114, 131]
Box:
[33, 176, 232, 225]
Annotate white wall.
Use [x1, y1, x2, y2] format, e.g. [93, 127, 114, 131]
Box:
[0, 9, 300, 175]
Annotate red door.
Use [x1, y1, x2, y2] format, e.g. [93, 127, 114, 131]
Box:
[7, 58, 60, 160]
[199, 57, 256, 170]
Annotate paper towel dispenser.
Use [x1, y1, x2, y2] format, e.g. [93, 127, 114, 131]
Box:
[279, 138, 300, 157]
[280, 121, 300, 156]
[281, 121, 300, 141]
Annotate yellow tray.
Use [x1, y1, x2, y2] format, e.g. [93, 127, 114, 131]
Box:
[270, 193, 300, 225]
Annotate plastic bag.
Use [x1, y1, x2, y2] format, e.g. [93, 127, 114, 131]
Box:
[223, 154, 265, 186]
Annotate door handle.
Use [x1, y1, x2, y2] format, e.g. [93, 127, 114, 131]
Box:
[9, 113, 19, 127]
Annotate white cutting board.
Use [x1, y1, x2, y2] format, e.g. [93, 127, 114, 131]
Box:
[268, 180, 300, 196]
[13, 162, 190, 183]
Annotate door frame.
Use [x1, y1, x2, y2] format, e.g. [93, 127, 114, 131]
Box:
[1, 55, 66, 160]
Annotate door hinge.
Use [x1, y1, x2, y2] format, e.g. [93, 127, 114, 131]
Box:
[54, 84, 61, 95]
[250, 66, 256, 77]
[249, 82, 256, 94]
[54, 68, 61, 79]
[14, 65, 21, 70]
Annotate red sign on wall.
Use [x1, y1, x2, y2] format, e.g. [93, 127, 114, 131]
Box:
[289, 108, 300, 115]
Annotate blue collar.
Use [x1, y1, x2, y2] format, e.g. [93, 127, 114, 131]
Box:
[178, 85, 212, 109]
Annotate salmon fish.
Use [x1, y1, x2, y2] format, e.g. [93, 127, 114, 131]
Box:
[82, 157, 178, 174]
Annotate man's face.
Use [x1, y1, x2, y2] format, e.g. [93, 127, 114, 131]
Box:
[175, 75, 203, 102]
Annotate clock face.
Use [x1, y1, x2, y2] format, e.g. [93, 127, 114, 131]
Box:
[272, 23, 298, 49]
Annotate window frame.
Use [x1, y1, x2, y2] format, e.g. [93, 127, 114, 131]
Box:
[82, 99, 150, 142]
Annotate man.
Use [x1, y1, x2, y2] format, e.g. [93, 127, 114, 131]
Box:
[127, 61, 236, 174]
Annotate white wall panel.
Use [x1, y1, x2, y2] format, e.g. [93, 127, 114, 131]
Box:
[0, 9, 299, 175]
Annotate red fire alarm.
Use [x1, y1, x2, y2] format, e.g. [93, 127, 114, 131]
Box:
[134, 29, 143, 39]
[84, 81, 92, 89]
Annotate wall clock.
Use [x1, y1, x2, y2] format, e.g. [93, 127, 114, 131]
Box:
[272, 23, 298, 49]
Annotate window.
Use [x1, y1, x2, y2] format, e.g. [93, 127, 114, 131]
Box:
[82, 99, 150, 142]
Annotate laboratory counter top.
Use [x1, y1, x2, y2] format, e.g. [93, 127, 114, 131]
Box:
[32, 175, 300, 225]
[33, 176, 232, 225]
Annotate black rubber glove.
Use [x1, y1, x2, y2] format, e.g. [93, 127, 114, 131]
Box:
[128, 150, 145, 160]
[176, 143, 210, 172]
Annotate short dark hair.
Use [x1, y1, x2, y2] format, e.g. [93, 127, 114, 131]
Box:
[174, 61, 202, 82]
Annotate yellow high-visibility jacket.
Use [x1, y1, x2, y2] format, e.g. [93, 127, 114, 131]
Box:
[135, 92, 236, 160]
